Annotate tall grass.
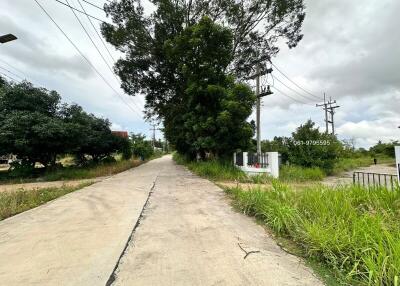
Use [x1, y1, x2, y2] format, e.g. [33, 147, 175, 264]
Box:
[0, 182, 92, 220]
[280, 165, 325, 182]
[0, 159, 142, 184]
[173, 153, 246, 181]
[42, 159, 142, 181]
[226, 183, 400, 285]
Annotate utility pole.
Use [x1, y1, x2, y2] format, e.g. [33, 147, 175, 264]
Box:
[316, 93, 329, 133]
[256, 65, 261, 155]
[254, 64, 273, 155]
[327, 96, 340, 135]
[316, 94, 340, 135]
[150, 123, 157, 150]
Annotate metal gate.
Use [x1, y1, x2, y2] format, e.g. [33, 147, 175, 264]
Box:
[353, 171, 398, 190]
[247, 153, 269, 168]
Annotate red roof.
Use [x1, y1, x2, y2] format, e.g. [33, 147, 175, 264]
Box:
[112, 131, 129, 138]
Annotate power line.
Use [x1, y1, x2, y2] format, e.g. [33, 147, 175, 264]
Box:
[77, 0, 115, 63]
[0, 66, 25, 81]
[33, 0, 143, 120]
[0, 59, 28, 79]
[81, 0, 104, 11]
[272, 74, 318, 103]
[52, 0, 109, 23]
[269, 61, 323, 100]
[71, 0, 143, 113]
[0, 72, 20, 83]
[270, 85, 314, 106]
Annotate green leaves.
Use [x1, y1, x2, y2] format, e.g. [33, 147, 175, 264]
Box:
[102, 0, 306, 124]
[0, 81, 130, 167]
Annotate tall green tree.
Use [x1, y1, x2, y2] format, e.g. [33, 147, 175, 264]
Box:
[0, 80, 131, 168]
[164, 17, 255, 158]
[102, 0, 305, 119]
[0, 82, 67, 167]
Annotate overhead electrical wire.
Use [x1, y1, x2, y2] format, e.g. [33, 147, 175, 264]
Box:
[81, 0, 104, 11]
[77, 0, 115, 62]
[272, 74, 317, 102]
[33, 0, 143, 120]
[0, 71, 20, 83]
[52, 0, 109, 23]
[76, 0, 145, 109]
[270, 85, 315, 106]
[269, 61, 323, 101]
[71, 0, 143, 113]
[0, 66, 25, 81]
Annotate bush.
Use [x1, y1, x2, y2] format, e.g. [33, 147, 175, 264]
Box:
[287, 120, 342, 173]
[131, 133, 154, 160]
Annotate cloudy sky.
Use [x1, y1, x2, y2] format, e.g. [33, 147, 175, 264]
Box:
[1, 0, 399, 147]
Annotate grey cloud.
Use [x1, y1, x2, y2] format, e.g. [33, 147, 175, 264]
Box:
[0, 15, 94, 79]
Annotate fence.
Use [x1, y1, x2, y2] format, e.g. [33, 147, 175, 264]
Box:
[353, 171, 398, 190]
[247, 152, 269, 168]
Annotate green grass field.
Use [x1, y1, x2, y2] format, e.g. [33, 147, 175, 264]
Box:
[225, 182, 400, 285]
[0, 182, 93, 220]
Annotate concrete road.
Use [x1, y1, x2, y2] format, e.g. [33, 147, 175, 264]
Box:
[111, 156, 322, 285]
[0, 156, 322, 285]
[0, 157, 164, 285]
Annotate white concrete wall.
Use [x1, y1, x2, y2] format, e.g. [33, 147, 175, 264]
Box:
[234, 152, 279, 178]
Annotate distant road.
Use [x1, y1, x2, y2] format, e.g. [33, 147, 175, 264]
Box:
[323, 163, 397, 187]
[0, 156, 321, 285]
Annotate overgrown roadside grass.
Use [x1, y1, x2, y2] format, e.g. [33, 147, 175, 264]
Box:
[173, 153, 325, 183]
[0, 182, 93, 220]
[173, 153, 246, 181]
[225, 182, 400, 285]
[0, 155, 164, 185]
[41, 159, 142, 181]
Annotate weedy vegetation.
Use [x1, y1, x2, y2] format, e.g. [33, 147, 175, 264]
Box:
[0, 182, 93, 220]
[173, 153, 246, 181]
[0, 159, 143, 185]
[225, 182, 400, 285]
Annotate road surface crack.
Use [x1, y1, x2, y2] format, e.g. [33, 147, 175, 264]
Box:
[105, 175, 159, 286]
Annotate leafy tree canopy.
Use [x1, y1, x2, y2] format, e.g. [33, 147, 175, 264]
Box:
[164, 17, 256, 158]
[102, 0, 305, 119]
[0, 79, 130, 168]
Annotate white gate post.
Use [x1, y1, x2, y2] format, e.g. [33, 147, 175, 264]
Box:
[243, 152, 248, 167]
[267, 152, 279, 178]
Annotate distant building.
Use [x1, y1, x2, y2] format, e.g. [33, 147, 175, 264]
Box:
[112, 131, 129, 138]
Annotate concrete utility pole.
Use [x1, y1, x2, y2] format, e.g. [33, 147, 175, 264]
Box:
[327, 97, 340, 135]
[256, 65, 261, 155]
[254, 64, 273, 155]
[150, 124, 158, 149]
[316, 94, 340, 135]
